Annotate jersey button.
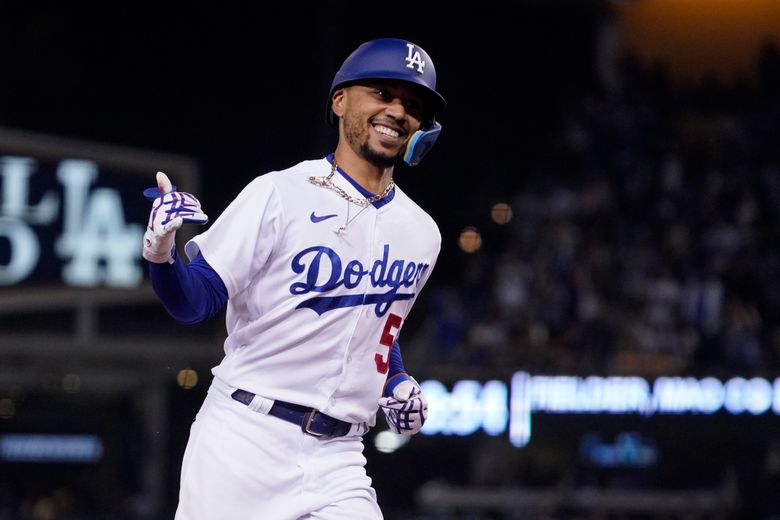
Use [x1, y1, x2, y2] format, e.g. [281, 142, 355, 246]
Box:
[347, 356, 353, 363]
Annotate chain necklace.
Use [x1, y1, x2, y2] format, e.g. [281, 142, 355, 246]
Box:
[308, 158, 395, 208]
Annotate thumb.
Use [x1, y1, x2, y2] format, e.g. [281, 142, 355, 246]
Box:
[157, 171, 173, 195]
[392, 380, 417, 402]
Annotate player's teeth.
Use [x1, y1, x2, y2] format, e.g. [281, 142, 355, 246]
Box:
[375, 126, 399, 138]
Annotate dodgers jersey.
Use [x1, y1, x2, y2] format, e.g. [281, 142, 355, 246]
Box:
[184, 156, 441, 424]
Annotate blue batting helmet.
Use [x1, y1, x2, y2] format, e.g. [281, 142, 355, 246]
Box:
[327, 38, 446, 127]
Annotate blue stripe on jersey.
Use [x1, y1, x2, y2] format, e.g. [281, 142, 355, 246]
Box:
[295, 292, 415, 316]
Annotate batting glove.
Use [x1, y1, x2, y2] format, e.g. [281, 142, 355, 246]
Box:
[142, 171, 208, 264]
[378, 378, 428, 436]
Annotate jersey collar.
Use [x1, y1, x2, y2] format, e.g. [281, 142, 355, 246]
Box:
[326, 154, 395, 209]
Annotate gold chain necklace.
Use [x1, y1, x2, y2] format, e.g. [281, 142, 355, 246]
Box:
[308, 158, 395, 207]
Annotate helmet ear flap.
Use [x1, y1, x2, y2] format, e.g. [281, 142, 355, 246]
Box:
[403, 121, 442, 167]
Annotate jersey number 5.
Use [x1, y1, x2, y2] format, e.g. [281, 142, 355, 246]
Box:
[375, 313, 402, 374]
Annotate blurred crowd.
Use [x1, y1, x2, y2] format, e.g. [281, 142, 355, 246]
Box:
[417, 43, 780, 382]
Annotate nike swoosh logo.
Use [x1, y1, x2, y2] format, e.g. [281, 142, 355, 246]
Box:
[310, 211, 338, 223]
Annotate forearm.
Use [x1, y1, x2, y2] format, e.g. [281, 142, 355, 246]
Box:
[149, 251, 228, 324]
[383, 341, 410, 396]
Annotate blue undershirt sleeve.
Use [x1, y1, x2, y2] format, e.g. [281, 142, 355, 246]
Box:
[148, 250, 228, 325]
[383, 341, 411, 396]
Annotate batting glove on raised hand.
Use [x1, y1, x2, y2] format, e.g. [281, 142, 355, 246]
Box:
[378, 378, 428, 436]
[142, 171, 208, 264]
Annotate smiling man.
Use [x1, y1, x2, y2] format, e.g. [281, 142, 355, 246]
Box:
[337, 80, 426, 170]
[141, 38, 447, 519]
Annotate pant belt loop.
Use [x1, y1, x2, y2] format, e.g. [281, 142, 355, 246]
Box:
[247, 394, 274, 415]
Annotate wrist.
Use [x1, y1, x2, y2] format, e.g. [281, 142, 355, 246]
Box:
[143, 229, 176, 264]
[143, 246, 175, 264]
[383, 373, 410, 397]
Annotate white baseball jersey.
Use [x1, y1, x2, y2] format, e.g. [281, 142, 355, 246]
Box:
[185, 156, 440, 424]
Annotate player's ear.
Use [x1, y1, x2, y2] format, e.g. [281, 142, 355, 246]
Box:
[331, 88, 346, 119]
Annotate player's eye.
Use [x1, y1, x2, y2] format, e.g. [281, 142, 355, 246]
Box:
[373, 88, 391, 100]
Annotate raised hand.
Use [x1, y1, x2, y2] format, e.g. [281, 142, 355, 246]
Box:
[142, 172, 208, 263]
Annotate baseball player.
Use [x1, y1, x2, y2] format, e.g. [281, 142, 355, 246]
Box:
[143, 38, 446, 519]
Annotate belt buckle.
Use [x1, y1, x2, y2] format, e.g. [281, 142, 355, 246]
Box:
[301, 410, 325, 437]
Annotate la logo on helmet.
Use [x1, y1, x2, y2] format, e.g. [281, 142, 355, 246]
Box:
[405, 44, 425, 74]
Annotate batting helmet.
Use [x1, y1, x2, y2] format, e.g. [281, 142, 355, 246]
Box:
[327, 38, 446, 166]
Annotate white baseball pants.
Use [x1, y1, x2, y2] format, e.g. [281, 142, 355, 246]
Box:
[174, 377, 383, 520]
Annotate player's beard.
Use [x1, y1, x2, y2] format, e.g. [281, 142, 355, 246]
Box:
[344, 114, 403, 169]
[358, 142, 400, 169]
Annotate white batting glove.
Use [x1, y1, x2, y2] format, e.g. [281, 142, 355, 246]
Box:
[142, 172, 208, 264]
[378, 378, 428, 436]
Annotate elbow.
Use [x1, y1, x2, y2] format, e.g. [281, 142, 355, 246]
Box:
[165, 305, 210, 325]
[174, 316, 207, 326]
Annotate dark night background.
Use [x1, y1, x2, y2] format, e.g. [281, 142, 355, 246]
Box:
[0, 1, 601, 285]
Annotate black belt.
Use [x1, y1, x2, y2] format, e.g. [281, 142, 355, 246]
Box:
[231, 389, 353, 438]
